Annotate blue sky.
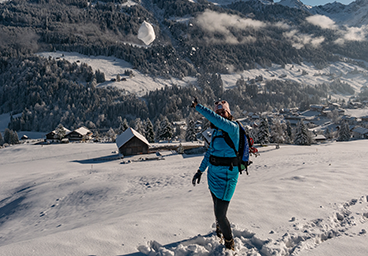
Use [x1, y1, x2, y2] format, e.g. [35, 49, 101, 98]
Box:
[275, 0, 355, 6]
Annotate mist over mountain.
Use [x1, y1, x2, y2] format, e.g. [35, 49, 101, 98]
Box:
[1, 0, 368, 132]
[278, 0, 368, 27]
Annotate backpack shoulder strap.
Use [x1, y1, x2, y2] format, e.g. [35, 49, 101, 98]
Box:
[222, 129, 238, 155]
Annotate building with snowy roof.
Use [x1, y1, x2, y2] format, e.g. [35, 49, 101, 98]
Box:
[65, 126, 93, 141]
[352, 126, 368, 139]
[45, 126, 71, 141]
[116, 128, 150, 156]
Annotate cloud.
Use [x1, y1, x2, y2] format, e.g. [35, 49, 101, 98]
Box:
[343, 25, 368, 41]
[283, 29, 325, 49]
[305, 15, 368, 45]
[272, 21, 291, 30]
[306, 15, 338, 30]
[194, 9, 266, 44]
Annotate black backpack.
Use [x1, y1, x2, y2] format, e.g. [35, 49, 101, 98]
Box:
[222, 121, 258, 175]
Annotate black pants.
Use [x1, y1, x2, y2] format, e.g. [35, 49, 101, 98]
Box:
[211, 192, 232, 240]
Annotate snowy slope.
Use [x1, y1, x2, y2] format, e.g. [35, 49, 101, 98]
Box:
[206, 0, 274, 5]
[310, 1, 368, 27]
[278, 0, 312, 11]
[37, 51, 368, 102]
[36, 51, 193, 97]
[277, 0, 368, 27]
[0, 140, 367, 255]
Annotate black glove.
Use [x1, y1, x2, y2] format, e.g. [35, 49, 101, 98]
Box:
[190, 97, 198, 108]
[192, 170, 202, 186]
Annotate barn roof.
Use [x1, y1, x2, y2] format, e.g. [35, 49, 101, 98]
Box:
[72, 126, 92, 136]
[116, 128, 150, 149]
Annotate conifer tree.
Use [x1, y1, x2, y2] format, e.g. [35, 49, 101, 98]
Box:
[257, 117, 270, 145]
[144, 118, 155, 143]
[11, 131, 19, 144]
[4, 128, 11, 144]
[134, 118, 144, 135]
[0, 132, 3, 146]
[55, 124, 67, 140]
[158, 116, 173, 141]
[294, 121, 312, 145]
[106, 127, 116, 142]
[337, 122, 351, 141]
[285, 120, 293, 143]
[270, 118, 285, 144]
[324, 127, 333, 140]
[185, 118, 197, 142]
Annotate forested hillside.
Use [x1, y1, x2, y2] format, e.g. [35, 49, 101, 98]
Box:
[1, 0, 368, 133]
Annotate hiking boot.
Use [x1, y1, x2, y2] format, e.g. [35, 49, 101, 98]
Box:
[224, 238, 235, 250]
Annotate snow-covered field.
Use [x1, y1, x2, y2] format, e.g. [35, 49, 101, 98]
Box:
[36, 52, 193, 96]
[0, 140, 367, 256]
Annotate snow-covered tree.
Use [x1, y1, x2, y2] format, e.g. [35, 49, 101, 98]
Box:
[158, 116, 173, 141]
[324, 127, 333, 140]
[144, 118, 155, 143]
[337, 123, 351, 141]
[294, 121, 312, 145]
[11, 131, 19, 144]
[117, 117, 129, 135]
[270, 118, 285, 144]
[106, 127, 116, 142]
[134, 118, 144, 135]
[3, 128, 19, 145]
[185, 118, 197, 142]
[3, 128, 11, 144]
[55, 124, 67, 140]
[285, 120, 293, 144]
[257, 117, 270, 145]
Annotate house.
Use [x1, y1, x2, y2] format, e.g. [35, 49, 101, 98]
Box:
[310, 105, 325, 112]
[116, 128, 150, 156]
[314, 134, 327, 143]
[352, 126, 368, 139]
[45, 126, 71, 141]
[361, 115, 368, 122]
[65, 126, 93, 141]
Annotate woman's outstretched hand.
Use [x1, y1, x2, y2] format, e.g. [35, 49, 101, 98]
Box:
[190, 97, 198, 108]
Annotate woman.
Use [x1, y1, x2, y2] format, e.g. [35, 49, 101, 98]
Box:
[191, 99, 240, 250]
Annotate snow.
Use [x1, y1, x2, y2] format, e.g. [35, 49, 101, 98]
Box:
[36, 51, 192, 96]
[36, 51, 368, 101]
[206, 0, 273, 5]
[221, 62, 368, 102]
[138, 21, 156, 46]
[0, 140, 367, 256]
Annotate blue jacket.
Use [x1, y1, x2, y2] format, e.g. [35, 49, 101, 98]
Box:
[196, 104, 240, 201]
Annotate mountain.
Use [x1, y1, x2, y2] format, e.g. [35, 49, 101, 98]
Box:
[207, 0, 274, 5]
[277, 0, 368, 27]
[1, 0, 368, 132]
[277, 0, 312, 12]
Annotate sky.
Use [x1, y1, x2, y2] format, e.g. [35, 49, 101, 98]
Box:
[280, 0, 354, 5]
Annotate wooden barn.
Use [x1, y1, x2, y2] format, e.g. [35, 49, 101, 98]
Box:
[45, 126, 71, 141]
[65, 126, 93, 141]
[116, 128, 150, 156]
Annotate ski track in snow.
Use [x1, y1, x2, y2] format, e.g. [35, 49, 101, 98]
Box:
[139, 195, 368, 256]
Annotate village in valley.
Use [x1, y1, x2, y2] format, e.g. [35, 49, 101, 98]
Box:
[2, 99, 367, 160]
